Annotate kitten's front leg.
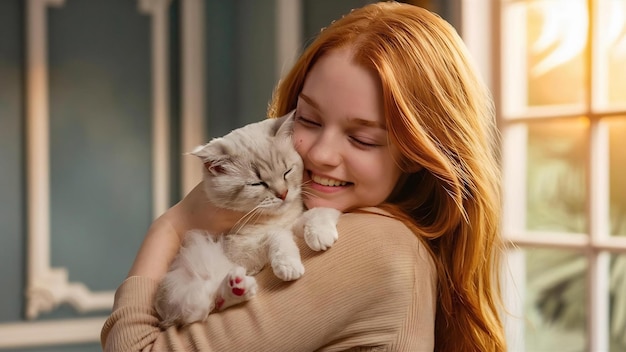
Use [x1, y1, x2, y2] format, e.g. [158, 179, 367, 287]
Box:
[295, 207, 341, 251]
[267, 228, 305, 281]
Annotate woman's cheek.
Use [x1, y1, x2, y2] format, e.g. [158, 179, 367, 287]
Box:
[291, 134, 306, 157]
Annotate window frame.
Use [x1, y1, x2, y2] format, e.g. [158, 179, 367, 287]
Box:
[456, 0, 626, 350]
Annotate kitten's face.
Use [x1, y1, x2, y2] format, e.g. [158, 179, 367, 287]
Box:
[193, 118, 304, 214]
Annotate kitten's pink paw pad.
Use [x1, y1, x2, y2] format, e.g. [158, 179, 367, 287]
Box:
[215, 269, 257, 311]
[229, 276, 246, 296]
[225, 267, 257, 300]
[215, 296, 225, 310]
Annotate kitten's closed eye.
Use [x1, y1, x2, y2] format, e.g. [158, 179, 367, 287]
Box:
[283, 168, 293, 180]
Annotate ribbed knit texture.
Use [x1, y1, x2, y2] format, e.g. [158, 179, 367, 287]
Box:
[101, 208, 437, 351]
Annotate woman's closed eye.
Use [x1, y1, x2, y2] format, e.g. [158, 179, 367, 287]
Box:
[295, 115, 320, 127]
[295, 113, 382, 148]
[350, 136, 381, 148]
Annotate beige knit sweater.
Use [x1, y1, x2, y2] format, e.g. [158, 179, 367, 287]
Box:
[101, 210, 437, 352]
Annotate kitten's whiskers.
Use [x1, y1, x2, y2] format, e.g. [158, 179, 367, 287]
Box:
[231, 206, 263, 235]
[299, 181, 321, 201]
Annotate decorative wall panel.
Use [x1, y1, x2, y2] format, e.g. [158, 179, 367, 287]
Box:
[0, 0, 170, 348]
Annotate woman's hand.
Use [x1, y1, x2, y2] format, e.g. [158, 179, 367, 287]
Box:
[126, 182, 246, 281]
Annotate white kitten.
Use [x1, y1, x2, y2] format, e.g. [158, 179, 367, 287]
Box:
[155, 112, 340, 328]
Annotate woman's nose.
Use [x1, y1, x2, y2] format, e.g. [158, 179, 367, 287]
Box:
[307, 133, 342, 168]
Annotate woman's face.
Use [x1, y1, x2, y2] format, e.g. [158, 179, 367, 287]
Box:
[292, 47, 405, 211]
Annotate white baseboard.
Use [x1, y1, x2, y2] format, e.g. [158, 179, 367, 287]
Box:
[0, 317, 106, 349]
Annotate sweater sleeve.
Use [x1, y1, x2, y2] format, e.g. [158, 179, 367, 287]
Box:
[101, 209, 437, 352]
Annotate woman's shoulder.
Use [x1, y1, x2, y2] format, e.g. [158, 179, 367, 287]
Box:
[338, 207, 424, 246]
[296, 205, 436, 296]
[329, 206, 435, 271]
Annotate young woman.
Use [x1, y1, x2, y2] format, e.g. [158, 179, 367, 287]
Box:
[101, 2, 505, 351]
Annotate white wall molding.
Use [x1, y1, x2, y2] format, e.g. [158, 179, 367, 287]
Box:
[275, 0, 302, 81]
[180, 0, 206, 196]
[24, 0, 60, 320]
[139, 0, 172, 217]
[0, 318, 106, 349]
[24, 0, 116, 322]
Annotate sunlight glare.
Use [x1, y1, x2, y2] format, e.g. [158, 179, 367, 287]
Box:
[531, 0, 587, 77]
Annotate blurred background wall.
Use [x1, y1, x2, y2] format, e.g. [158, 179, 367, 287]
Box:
[0, 0, 447, 350]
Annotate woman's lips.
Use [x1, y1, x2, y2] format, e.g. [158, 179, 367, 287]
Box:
[307, 172, 352, 192]
[311, 173, 348, 186]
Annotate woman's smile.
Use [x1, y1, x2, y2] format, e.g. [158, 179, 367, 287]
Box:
[306, 171, 352, 193]
[310, 173, 349, 187]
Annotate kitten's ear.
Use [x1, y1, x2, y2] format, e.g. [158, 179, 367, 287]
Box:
[203, 160, 228, 175]
[271, 109, 296, 138]
[190, 140, 230, 175]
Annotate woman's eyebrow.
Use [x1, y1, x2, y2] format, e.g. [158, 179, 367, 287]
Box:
[299, 93, 386, 130]
[298, 93, 320, 111]
[347, 117, 386, 130]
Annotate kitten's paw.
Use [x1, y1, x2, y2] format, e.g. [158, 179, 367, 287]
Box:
[302, 208, 341, 251]
[304, 223, 338, 251]
[216, 267, 257, 311]
[271, 256, 305, 281]
[227, 266, 258, 298]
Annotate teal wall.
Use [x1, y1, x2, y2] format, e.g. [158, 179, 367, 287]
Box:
[0, 0, 26, 326]
[47, 0, 152, 296]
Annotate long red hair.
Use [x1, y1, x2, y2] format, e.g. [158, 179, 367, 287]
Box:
[269, 2, 505, 351]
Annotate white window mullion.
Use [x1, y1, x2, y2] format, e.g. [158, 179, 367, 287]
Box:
[587, 251, 610, 351]
[586, 0, 612, 346]
[500, 123, 528, 352]
[502, 248, 526, 352]
[587, 119, 611, 351]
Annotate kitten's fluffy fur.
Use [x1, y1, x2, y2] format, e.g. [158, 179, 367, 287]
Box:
[155, 112, 340, 328]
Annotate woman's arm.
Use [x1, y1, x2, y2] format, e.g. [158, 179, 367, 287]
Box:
[101, 210, 436, 351]
[126, 182, 247, 281]
[126, 215, 181, 281]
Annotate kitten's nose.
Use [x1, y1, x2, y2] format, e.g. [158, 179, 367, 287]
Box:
[276, 190, 288, 200]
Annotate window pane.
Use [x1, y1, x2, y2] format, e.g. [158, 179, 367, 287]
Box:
[608, 118, 626, 237]
[527, 118, 588, 232]
[607, 42, 626, 106]
[526, 248, 587, 350]
[610, 253, 626, 351]
[596, 0, 626, 107]
[526, 0, 588, 107]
